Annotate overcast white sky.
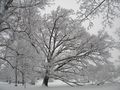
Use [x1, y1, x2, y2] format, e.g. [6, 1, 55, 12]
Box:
[54, 0, 79, 10]
[42, 0, 120, 65]
[43, 0, 120, 36]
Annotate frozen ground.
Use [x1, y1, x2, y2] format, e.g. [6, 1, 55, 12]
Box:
[0, 81, 120, 90]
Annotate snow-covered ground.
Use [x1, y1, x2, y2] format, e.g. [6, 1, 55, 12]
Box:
[0, 81, 120, 90]
[36, 79, 67, 87]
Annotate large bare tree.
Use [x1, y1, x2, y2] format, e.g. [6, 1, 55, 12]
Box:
[29, 7, 113, 87]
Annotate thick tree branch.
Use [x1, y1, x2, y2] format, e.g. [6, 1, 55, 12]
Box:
[80, 0, 106, 24]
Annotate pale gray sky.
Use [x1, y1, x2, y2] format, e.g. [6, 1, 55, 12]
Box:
[54, 0, 79, 11]
[40, 0, 79, 15]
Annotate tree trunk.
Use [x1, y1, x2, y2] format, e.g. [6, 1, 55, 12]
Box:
[15, 59, 18, 86]
[22, 73, 25, 85]
[42, 70, 49, 87]
[15, 66, 18, 86]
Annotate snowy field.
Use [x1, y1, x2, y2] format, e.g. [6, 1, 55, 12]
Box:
[0, 82, 120, 90]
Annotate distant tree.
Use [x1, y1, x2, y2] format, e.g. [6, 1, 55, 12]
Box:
[84, 61, 116, 85]
[115, 28, 120, 79]
[0, 0, 50, 86]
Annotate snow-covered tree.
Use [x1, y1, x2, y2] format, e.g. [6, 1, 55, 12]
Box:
[29, 7, 113, 87]
[0, 0, 50, 86]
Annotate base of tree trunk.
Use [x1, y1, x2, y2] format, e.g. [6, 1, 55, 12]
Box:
[42, 75, 49, 87]
[15, 84, 17, 86]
